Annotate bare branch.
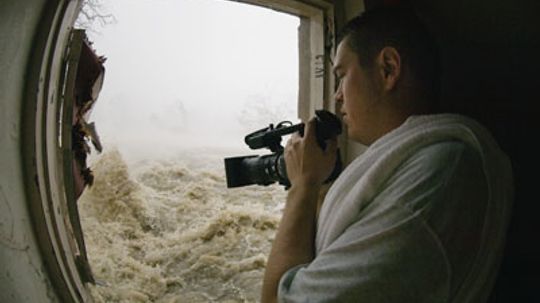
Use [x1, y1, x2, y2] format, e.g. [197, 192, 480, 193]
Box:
[75, 0, 117, 34]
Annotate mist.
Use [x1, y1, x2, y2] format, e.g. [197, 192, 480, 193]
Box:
[86, 0, 300, 162]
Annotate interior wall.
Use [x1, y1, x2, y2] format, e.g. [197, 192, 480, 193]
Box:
[396, 1, 538, 301]
[340, 0, 365, 21]
[0, 1, 61, 302]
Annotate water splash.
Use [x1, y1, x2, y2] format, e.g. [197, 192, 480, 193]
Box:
[79, 148, 286, 302]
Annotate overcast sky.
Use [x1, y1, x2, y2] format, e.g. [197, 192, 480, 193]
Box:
[85, 0, 299, 158]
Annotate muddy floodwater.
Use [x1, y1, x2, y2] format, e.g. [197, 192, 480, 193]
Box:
[79, 148, 286, 302]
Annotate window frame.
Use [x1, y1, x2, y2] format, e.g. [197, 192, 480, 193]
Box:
[23, 1, 336, 302]
[236, 0, 336, 121]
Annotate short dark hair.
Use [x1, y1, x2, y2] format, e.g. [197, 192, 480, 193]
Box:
[338, 7, 441, 102]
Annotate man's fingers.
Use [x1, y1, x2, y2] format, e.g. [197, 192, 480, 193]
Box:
[286, 133, 301, 157]
[304, 118, 318, 141]
[325, 138, 338, 155]
[288, 133, 301, 146]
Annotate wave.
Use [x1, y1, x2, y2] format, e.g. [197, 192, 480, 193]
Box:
[79, 148, 286, 302]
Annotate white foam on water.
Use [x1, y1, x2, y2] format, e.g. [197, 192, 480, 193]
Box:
[79, 148, 286, 302]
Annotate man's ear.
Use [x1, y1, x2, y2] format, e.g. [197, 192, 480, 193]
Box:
[376, 47, 401, 91]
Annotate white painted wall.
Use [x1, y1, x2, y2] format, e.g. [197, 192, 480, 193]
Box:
[0, 1, 61, 302]
[342, 0, 365, 21]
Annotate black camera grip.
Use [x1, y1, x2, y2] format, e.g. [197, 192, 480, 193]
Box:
[314, 109, 342, 150]
[312, 110, 343, 184]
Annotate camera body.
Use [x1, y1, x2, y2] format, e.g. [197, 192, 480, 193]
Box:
[224, 110, 342, 188]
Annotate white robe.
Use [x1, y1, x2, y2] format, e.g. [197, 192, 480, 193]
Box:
[278, 114, 513, 303]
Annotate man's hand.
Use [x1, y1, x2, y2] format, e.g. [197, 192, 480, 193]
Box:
[284, 118, 338, 188]
[261, 117, 338, 303]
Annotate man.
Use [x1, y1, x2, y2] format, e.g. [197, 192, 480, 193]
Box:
[261, 7, 512, 303]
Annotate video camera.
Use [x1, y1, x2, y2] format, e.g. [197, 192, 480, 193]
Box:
[224, 110, 342, 188]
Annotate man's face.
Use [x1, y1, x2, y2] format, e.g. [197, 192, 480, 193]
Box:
[333, 39, 381, 145]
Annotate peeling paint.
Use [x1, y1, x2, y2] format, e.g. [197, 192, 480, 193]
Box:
[25, 250, 60, 302]
[0, 185, 29, 252]
[0, 185, 15, 248]
[0, 2, 23, 79]
[10, 122, 18, 140]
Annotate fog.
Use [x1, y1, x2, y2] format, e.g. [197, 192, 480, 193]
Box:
[86, 0, 300, 161]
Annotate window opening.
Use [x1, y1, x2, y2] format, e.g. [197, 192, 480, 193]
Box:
[75, 0, 300, 301]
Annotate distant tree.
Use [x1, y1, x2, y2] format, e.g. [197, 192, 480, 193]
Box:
[75, 0, 116, 34]
[238, 95, 297, 131]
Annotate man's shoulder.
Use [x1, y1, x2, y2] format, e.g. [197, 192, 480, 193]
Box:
[381, 140, 485, 211]
[403, 140, 480, 173]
